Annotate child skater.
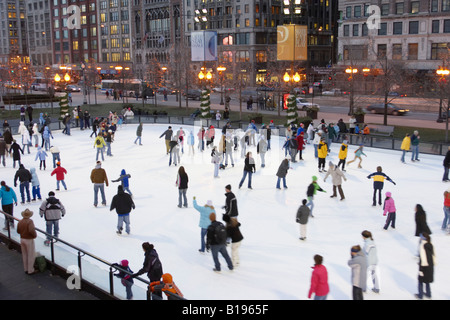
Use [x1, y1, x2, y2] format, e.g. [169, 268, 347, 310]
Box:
[383, 191, 396, 230]
[347, 144, 367, 169]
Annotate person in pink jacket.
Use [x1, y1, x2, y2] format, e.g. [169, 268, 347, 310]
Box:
[383, 191, 396, 230]
[308, 254, 329, 300]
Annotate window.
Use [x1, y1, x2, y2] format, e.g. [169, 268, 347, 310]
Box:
[408, 43, 418, 60]
[445, 20, 450, 32]
[362, 23, 368, 36]
[110, 25, 118, 34]
[410, 1, 419, 14]
[431, 0, 438, 12]
[354, 5, 361, 18]
[444, 0, 450, 11]
[111, 38, 120, 48]
[395, 3, 404, 14]
[392, 44, 402, 60]
[343, 25, 349, 37]
[381, 4, 389, 16]
[393, 22, 402, 35]
[377, 44, 387, 59]
[409, 21, 419, 34]
[255, 50, 267, 63]
[431, 43, 450, 60]
[432, 20, 439, 33]
[378, 23, 387, 35]
[346, 6, 351, 18]
[352, 24, 359, 36]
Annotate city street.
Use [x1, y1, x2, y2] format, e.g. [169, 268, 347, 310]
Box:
[63, 89, 447, 130]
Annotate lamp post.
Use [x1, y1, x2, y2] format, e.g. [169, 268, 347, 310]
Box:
[217, 66, 226, 105]
[345, 67, 358, 115]
[81, 62, 87, 105]
[436, 66, 449, 123]
[283, 70, 301, 125]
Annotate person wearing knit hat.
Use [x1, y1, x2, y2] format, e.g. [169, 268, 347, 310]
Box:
[383, 191, 396, 230]
[112, 259, 134, 300]
[1, 180, 18, 230]
[324, 161, 347, 201]
[51, 161, 68, 191]
[306, 176, 326, 217]
[224, 184, 238, 219]
[348, 245, 367, 300]
[193, 196, 214, 253]
[17, 208, 38, 274]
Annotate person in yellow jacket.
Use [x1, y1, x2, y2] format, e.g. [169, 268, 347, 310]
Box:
[318, 138, 328, 172]
[400, 133, 411, 163]
[94, 133, 106, 161]
[337, 140, 349, 171]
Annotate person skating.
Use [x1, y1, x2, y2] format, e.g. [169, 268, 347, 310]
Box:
[148, 273, 184, 300]
[39, 191, 66, 246]
[308, 254, 329, 300]
[443, 146, 450, 182]
[410, 130, 421, 162]
[306, 176, 326, 217]
[238, 152, 255, 189]
[296, 199, 310, 240]
[159, 126, 173, 154]
[16, 208, 38, 275]
[415, 232, 435, 300]
[348, 245, 367, 300]
[14, 164, 32, 204]
[51, 161, 67, 191]
[337, 140, 349, 171]
[347, 144, 367, 169]
[132, 242, 164, 299]
[110, 185, 135, 235]
[0, 135, 6, 167]
[49, 145, 61, 169]
[30, 168, 41, 201]
[93, 133, 106, 161]
[400, 133, 411, 163]
[112, 259, 134, 300]
[134, 123, 143, 145]
[35, 146, 48, 170]
[112, 169, 133, 196]
[257, 135, 268, 167]
[223, 184, 238, 220]
[276, 158, 291, 189]
[175, 166, 188, 208]
[9, 140, 23, 168]
[324, 162, 347, 201]
[206, 212, 233, 273]
[383, 192, 396, 230]
[0, 181, 18, 230]
[90, 161, 109, 207]
[362, 230, 380, 294]
[223, 213, 243, 267]
[317, 137, 328, 172]
[193, 197, 214, 253]
[367, 166, 396, 206]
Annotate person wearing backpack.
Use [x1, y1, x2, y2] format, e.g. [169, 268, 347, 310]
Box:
[206, 212, 233, 273]
[39, 191, 66, 246]
[94, 133, 106, 161]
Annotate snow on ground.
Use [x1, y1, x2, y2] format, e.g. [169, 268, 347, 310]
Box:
[2, 122, 449, 300]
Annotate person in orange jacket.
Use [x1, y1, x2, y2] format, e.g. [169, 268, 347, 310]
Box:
[149, 273, 184, 300]
[51, 161, 67, 191]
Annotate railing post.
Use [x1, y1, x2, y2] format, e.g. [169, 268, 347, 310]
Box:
[109, 267, 115, 296]
[77, 251, 83, 289]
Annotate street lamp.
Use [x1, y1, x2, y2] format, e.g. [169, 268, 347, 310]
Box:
[436, 66, 450, 123]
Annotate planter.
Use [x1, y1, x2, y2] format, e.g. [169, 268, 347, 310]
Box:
[355, 114, 365, 123]
[306, 110, 318, 119]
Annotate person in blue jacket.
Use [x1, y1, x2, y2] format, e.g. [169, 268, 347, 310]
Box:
[367, 166, 396, 206]
[112, 169, 132, 196]
[192, 197, 213, 254]
[0, 181, 18, 230]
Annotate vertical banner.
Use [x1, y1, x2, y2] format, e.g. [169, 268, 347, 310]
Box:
[191, 31, 218, 61]
[277, 25, 307, 61]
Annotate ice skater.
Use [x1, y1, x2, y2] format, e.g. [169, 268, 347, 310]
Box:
[367, 166, 396, 206]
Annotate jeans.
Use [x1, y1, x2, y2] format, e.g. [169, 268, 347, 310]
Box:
[417, 280, 431, 299]
[117, 214, 130, 234]
[401, 150, 407, 162]
[210, 244, 233, 271]
[306, 196, 314, 216]
[44, 138, 50, 151]
[411, 145, 419, 160]
[314, 144, 318, 158]
[134, 136, 142, 145]
[444, 166, 449, 181]
[384, 212, 396, 229]
[32, 185, 41, 200]
[96, 147, 104, 161]
[57, 180, 67, 190]
[52, 153, 60, 168]
[239, 170, 253, 188]
[93, 184, 106, 206]
[314, 295, 327, 300]
[178, 189, 187, 207]
[123, 186, 133, 196]
[200, 228, 208, 252]
[46, 220, 59, 241]
[442, 206, 450, 230]
[276, 177, 287, 189]
[19, 181, 31, 203]
[214, 163, 219, 177]
[106, 142, 112, 156]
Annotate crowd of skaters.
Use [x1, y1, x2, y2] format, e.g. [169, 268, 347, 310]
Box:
[0, 109, 445, 300]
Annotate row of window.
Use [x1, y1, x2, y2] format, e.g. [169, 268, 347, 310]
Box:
[343, 19, 450, 37]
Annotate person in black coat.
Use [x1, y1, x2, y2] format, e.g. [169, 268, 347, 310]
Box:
[238, 152, 255, 189]
[223, 184, 238, 219]
[416, 232, 434, 300]
[110, 185, 135, 234]
[14, 164, 32, 204]
[276, 158, 290, 189]
[223, 214, 243, 267]
[176, 166, 189, 208]
[133, 242, 164, 298]
[414, 204, 432, 238]
[443, 146, 450, 182]
[9, 140, 23, 168]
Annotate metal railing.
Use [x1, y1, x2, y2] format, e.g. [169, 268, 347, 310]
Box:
[0, 210, 185, 300]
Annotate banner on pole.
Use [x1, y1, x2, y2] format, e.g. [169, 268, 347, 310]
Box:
[191, 31, 218, 62]
[277, 25, 307, 61]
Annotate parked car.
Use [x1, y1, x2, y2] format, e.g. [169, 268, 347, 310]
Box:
[65, 84, 81, 92]
[157, 87, 177, 95]
[212, 86, 235, 93]
[388, 91, 407, 97]
[322, 88, 343, 96]
[184, 89, 202, 100]
[296, 98, 320, 111]
[366, 103, 409, 115]
[240, 89, 262, 102]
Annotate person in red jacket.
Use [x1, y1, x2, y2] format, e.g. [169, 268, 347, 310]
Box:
[51, 161, 67, 191]
[296, 132, 306, 160]
[308, 254, 329, 300]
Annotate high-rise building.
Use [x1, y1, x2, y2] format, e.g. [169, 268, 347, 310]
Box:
[0, 0, 28, 64]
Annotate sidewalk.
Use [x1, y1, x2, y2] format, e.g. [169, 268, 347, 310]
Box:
[0, 242, 98, 300]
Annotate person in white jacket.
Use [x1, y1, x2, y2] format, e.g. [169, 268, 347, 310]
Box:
[32, 123, 39, 147]
[362, 230, 380, 294]
[312, 131, 322, 159]
[324, 162, 347, 201]
[306, 122, 315, 144]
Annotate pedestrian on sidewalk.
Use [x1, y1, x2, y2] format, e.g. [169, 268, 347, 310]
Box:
[16, 208, 38, 274]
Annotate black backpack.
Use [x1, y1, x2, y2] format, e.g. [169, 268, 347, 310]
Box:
[96, 138, 102, 145]
[214, 222, 227, 244]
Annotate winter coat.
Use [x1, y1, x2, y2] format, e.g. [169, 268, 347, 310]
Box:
[176, 172, 188, 189]
[363, 238, 378, 266]
[348, 251, 368, 290]
[401, 136, 411, 151]
[444, 150, 450, 167]
[51, 166, 67, 181]
[159, 128, 173, 140]
[90, 164, 109, 185]
[415, 210, 431, 237]
[308, 264, 329, 299]
[94, 135, 106, 148]
[411, 134, 420, 146]
[136, 124, 143, 137]
[135, 249, 163, 282]
[3, 130, 13, 144]
[324, 166, 346, 186]
[296, 204, 310, 225]
[243, 156, 256, 172]
[418, 241, 434, 283]
[0, 138, 6, 156]
[257, 137, 268, 154]
[0, 185, 17, 205]
[224, 192, 238, 217]
[39, 196, 66, 221]
[296, 134, 305, 151]
[276, 159, 290, 178]
[187, 133, 195, 146]
[307, 182, 324, 198]
[288, 137, 298, 150]
[318, 141, 328, 159]
[16, 217, 37, 240]
[17, 122, 27, 136]
[110, 188, 135, 215]
[383, 195, 396, 215]
[14, 165, 32, 185]
[112, 169, 131, 188]
[9, 142, 23, 161]
[30, 168, 40, 187]
[43, 127, 53, 140]
[226, 220, 243, 243]
[35, 147, 48, 161]
[339, 143, 348, 160]
[193, 200, 213, 229]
